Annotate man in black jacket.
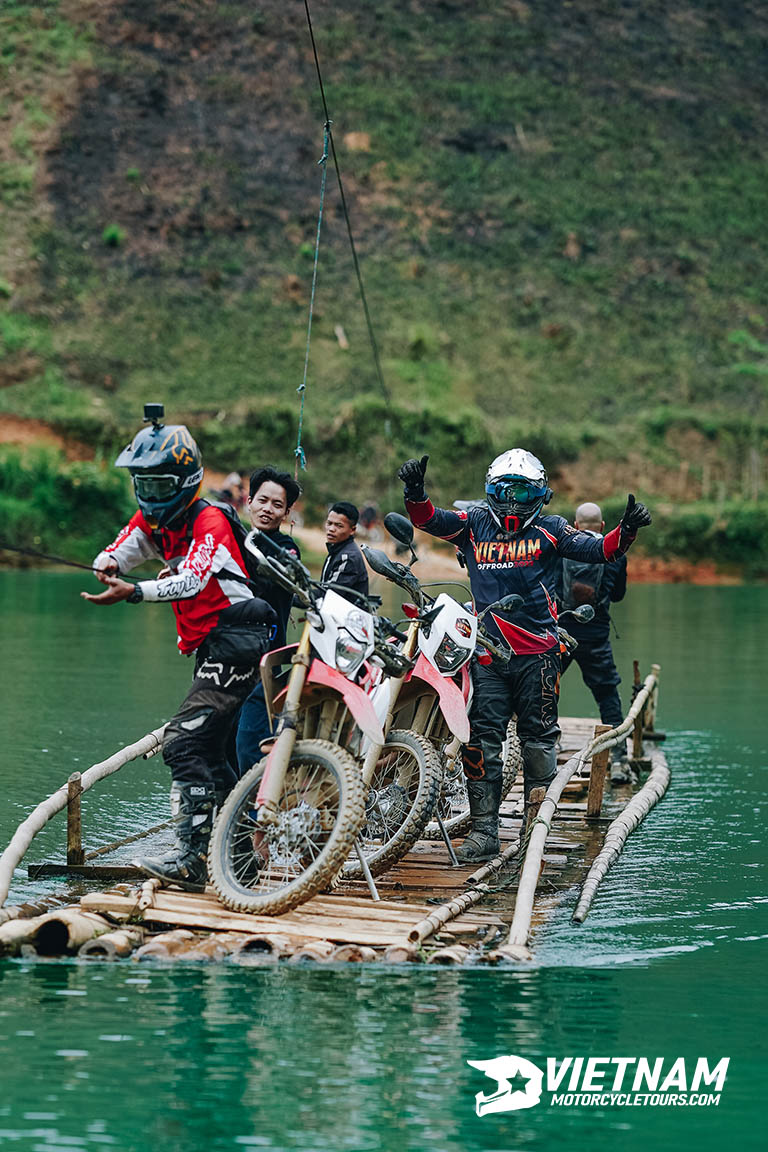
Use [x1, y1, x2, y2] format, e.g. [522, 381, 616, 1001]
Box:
[321, 502, 369, 599]
[556, 501, 629, 782]
[235, 466, 302, 775]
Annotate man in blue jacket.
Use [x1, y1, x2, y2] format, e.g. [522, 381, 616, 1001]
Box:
[556, 501, 630, 782]
[398, 450, 651, 862]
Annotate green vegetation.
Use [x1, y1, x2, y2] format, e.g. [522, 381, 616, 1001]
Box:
[1, 0, 767, 572]
[0, 447, 134, 564]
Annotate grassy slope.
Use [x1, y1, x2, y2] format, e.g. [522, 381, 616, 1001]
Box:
[1, 0, 768, 566]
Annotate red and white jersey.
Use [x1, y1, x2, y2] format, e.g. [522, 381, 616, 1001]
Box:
[94, 506, 253, 654]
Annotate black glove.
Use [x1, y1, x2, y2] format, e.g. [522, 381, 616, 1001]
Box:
[398, 455, 429, 500]
[620, 493, 652, 535]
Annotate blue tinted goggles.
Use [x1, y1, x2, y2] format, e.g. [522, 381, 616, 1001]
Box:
[485, 477, 545, 504]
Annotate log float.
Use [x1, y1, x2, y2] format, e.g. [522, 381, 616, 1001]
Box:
[0, 671, 669, 963]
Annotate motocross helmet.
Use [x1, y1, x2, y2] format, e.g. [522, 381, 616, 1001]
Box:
[115, 411, 203, 529]
[485, 449, 552, 536]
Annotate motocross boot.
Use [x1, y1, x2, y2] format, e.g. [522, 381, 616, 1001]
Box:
[455, 778, 503, 865]
[133, 782, 214, 892]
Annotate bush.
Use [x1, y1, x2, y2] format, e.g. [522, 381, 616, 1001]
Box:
[102, 223, 126, 248]
[0, 447, 134, 564]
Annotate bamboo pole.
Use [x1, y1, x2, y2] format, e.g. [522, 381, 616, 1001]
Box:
[408, 841, 521, 944]
[493, 670, 660, 963]
[84, 820, 173, 861]
[572, 752, 671, 923]
[66, 773, 84, 866]
[134, 930, 197, 960]
[428, 943, 471, 965]
[330, 944, 377, 963]
[0, 892, 78, 926]
[586, 725, 611, 818]
[0, 908, 113, 956]
[0, 726, 165, 908]
[79, 927, 144, 960]
[631, 662, 644, 760]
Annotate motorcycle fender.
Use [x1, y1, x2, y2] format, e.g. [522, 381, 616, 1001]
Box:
[307, 661, 385, 745]
[412, 652, 470, 743]
[260, 644, 298, 728]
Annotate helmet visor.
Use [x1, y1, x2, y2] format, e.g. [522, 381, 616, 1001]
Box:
[133, 473, 182, 501]
[485, 477, 545, 505]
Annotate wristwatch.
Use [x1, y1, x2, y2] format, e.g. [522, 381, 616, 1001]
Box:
[127, 584, 144, 604]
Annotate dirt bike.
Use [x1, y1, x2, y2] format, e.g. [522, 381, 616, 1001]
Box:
[209, 532, 388, 915]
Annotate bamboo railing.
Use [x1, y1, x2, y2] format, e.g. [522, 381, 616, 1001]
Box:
[572, 753, 670, 923]
[0, 726, 165, 913]
[493, 665, 661, 963]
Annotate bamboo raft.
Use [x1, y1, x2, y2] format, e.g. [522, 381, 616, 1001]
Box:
[0, 666, 667, 964]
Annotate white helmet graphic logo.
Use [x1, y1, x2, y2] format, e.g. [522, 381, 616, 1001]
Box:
[467, 1055, 544, 1115]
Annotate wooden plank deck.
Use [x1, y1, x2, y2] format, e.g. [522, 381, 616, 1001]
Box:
[61, 717, 638, 962]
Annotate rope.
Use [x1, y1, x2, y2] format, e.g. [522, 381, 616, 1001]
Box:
[295, 120, 330, 477]
[301, 0, 392, 407]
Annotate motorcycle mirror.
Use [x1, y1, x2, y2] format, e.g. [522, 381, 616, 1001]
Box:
[384, 512, 419, 566]
[362, 545, 399, 579]
[383, 512, 414, 546]
[571, 604, 595, 622]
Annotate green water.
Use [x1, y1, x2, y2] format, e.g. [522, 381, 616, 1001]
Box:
[0, 573, 765, 1151]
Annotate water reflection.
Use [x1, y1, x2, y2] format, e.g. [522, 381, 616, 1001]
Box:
[0, 961, 759, 1151]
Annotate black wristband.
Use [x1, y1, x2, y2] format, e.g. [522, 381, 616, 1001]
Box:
[127, 584, 144, 604]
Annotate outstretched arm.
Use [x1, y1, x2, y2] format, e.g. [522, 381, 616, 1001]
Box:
[559, 494, 652, 562]
[92, 512, 160, 584]
[398, 455, 470, 544]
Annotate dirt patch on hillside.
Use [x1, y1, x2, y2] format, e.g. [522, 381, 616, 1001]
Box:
[0, 416, 92, 460]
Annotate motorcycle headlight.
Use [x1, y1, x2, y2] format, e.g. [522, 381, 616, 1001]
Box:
[335, 634, 367, 678]
[433, 634, 468, 674]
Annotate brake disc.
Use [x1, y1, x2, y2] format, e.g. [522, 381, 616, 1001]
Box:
[363, 783, 410, 840]
[268, 801, 323, 867]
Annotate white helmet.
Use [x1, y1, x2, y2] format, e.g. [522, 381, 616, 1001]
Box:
[485, 449, 551, 535]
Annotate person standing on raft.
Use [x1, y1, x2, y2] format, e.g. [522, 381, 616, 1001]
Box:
[81, 406, 276, 891]
[397, 450, 652, 863]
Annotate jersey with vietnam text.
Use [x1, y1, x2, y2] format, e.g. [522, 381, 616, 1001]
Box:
[404, 497, 632, 655]
[94, 506, 254, 654]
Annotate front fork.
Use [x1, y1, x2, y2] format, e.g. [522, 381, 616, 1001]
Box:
[255, 622, 312, 823]
[360, 619, 420, 790]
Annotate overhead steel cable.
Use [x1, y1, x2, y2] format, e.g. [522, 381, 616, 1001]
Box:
[302, 0, 392, 407]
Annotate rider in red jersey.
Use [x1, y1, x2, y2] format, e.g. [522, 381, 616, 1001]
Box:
[82, 407, 275, 890]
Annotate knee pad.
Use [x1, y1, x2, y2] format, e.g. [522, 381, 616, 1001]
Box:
[462, 744, 485, 781]
[522, 742, 557, 784]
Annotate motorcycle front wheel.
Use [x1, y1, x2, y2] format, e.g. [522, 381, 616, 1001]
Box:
[341, 729, 441, 880]
[209, 738, 365, 915]
[422, 720, 523, 840]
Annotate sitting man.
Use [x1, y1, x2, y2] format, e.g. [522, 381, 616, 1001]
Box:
[321, 501, 369, 599]
[556, 501, 630, 782]
[398, 450, 652, 863]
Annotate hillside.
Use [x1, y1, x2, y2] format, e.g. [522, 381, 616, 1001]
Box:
[1, 0, 768, 571]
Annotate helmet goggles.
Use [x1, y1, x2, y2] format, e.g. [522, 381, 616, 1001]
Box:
[132, 473, 185, 501]
[485, 477, 546, 505]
